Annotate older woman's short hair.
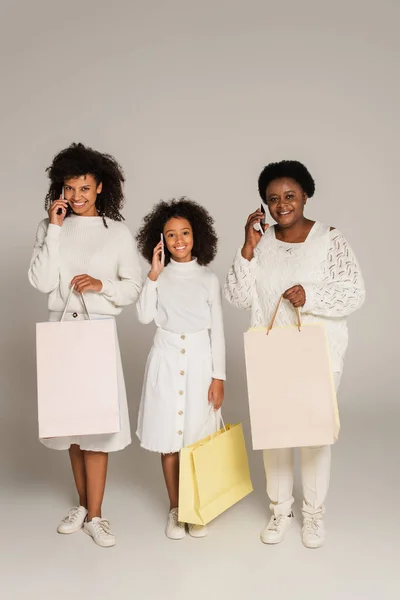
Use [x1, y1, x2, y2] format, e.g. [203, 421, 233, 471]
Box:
[258, 160, 315, 201]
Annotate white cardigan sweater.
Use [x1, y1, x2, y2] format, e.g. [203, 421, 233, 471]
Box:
[224, 222, 365, 373]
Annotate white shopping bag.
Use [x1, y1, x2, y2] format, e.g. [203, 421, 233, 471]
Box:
[244, 296, 339, 450]
[36, 287, 120, 438]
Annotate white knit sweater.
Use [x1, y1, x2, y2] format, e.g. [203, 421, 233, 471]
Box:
[29, 215, 142, 315]
[224, 222, 365, 373]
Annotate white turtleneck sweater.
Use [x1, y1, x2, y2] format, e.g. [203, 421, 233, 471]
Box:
[137, 259, 226, 380]
[29, 215, 142, 315]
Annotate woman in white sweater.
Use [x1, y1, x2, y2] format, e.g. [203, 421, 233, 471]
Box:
[29, 143, 142, 547]
[225, 160, 365, 549]
[135, 198, 225, 540]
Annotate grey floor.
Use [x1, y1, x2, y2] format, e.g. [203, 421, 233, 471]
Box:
[1, 406, 398, 600]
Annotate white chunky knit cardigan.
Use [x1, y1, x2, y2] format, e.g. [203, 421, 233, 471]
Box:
[224, 222, 365, 373]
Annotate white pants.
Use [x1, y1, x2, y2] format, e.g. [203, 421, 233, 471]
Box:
[263, 372, 341, 517]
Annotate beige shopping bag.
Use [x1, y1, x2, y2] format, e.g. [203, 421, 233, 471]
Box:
[244, 296, 339, 450]
[178, 419, 253, 525]
[36, 287, 120, 438]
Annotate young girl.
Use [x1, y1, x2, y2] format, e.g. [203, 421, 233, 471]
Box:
[29, 143, 142, 547]
[135, 198, 226, 540]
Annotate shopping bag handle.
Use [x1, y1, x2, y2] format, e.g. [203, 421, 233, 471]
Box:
[60, 285, 91, 322]
[206, 403, 227, 433]
[267, 295, 301, 335]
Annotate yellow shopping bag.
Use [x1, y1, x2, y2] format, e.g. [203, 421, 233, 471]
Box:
[178, 423, 253, 526]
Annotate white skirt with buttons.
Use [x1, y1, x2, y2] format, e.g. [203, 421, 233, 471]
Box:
[136, 327, 219, 454]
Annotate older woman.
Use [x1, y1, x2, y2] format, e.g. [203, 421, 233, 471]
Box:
[225, 160, 365, 549]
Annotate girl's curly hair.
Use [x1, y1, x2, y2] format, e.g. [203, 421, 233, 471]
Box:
[136, 197, 218, 266]
[45, 142, 125, 227]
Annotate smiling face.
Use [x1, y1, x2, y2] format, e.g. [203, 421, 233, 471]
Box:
[63, 174, 102, 217]
[163, 217, 194, 263]
[265, 177, 307, 228]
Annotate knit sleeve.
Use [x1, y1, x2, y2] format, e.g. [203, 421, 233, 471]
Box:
[302, 230, 365, 318]
[28, 219, 61, 293]
[224, 248, 256, 310]
[209, 274, 226, 380]
[136, 276, 159, 324]
[100, 228, 142, 307]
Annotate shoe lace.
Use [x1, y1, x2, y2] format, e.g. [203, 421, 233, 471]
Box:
[169, 509, 178, 525]
[268, 515, 286, 532]
[169, 509, 184, 528]
[62, 506, 81, 524]
[303, 516, 321, 535]
[93, 519, 113, 536]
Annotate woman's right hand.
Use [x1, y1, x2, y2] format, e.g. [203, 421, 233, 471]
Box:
[241, 209, 269, 260]
[48, 195, 68, 227]
[148, 241, 165, 281]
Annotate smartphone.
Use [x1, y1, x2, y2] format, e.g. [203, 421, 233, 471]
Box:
[56, 186, 65, 215]
[160, 233, 165, 264]
[253, 203, 267, 235]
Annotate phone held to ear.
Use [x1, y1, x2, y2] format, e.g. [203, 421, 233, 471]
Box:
[56, 186, 65, 216]
[160, 233, 165, 264]
[253, 203, 267, 235]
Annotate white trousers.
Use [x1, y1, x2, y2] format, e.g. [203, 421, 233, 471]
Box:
[263, 372, 341, 517]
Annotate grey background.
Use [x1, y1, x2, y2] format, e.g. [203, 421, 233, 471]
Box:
[0, 1, 398, 599]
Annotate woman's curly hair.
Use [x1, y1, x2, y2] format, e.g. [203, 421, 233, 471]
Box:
[45, 142, 125, 227]
[136, 197, 218, 266]
[258, 160, 315, 201]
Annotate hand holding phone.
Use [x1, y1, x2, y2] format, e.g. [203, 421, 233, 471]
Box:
[242, 205, 269, 261]
[253, 203, 267, 235]
[148, 234, 165, 281]
[160, 233, 165, 264]
[48, 187, 68, 226]
[56, 186, 65, 215]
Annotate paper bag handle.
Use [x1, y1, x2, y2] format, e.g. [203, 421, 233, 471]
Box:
[203, 404, 226, 436]
[60, 285, 91, 322]
[267, 295, 301, 335]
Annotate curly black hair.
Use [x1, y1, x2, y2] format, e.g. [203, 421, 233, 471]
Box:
[136, 197, 218, 266]
[45, 142, 125, 227]
[258, 160, 315, 201]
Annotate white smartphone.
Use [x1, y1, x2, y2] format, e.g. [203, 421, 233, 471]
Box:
[160, 233, 165, 264]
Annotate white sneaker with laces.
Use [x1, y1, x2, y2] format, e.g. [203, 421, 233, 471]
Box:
[57, 506, 88, 534]
[83, 517, 116, 547]
[260, 512, 294, 544]
[188, 523, 208, 538]
[302, 515, 325, 548]
[165, 508, 186, 540]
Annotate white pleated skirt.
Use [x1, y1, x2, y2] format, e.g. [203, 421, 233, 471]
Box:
[39, 312, 132, 453]
[136, 327, 220, 454]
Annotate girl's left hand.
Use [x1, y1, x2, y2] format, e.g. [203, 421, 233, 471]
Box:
[208, 379, 224, 411]
[283, 284, 306, 308]
[71, 274, 102, 294]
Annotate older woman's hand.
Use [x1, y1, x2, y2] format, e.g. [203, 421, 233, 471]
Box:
[242, 209, 269, 260]
[283, 285, 306, 308]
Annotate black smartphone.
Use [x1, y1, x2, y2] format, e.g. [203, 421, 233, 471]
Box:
[56, 186, 64, 215]
[254, 203, 267, 235]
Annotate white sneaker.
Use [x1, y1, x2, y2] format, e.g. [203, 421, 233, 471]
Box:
[260, 512, 294, 544]
[165, 508, 185, 540]
[83, 517, 116, 547]
[302, 515, 325, 548]
[57, 506, 88, 534]
[188, 523, 208, 538]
